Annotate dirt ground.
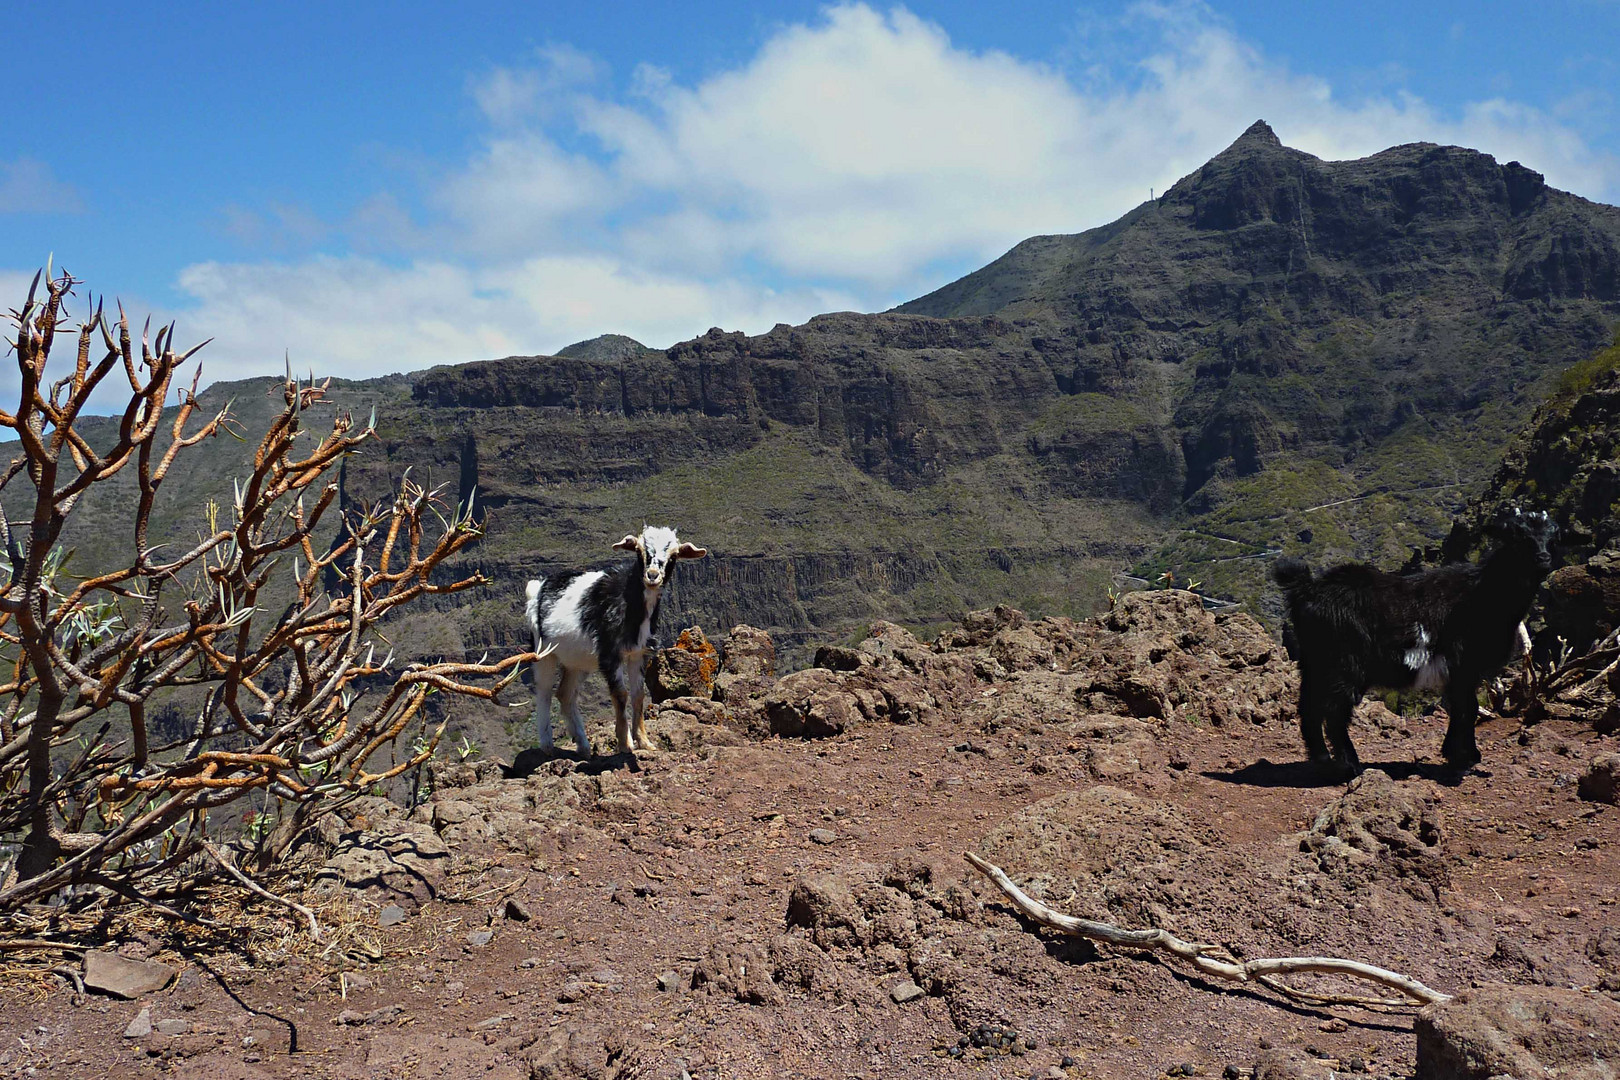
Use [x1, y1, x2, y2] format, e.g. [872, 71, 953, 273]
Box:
[2, 593, 1616, 1080]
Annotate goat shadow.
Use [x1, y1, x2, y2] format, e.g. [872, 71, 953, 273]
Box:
[504, 747, 643, 780]
[1203, 757, 1480, 789]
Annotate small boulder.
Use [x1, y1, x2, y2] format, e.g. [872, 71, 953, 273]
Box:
[1300, 769, 1448, 894]
[647, 627, 721, 702]
[1578, 752, 1619, 805]
[335, 1004, 404, 1026]
[765, 669, 860, 738]
[720, 625, 777, 678]
[311, 822, 449, 907]
[1253, 1049, 1333, 1080]
[889, 980, 925, 1004]
[691, 941, 782, 1005]
[83, 951, 175, 999]
[1415, 983, 1620, 1080]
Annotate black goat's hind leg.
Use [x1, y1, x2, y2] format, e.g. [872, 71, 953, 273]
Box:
[1296, 670, 1334, 767]
[1321, 687, 1363, 780]
[1440, 679, 1483, 770]
[1296, 670, 1334, 764]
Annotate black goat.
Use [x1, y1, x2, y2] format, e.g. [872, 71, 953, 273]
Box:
[525, 526, 706, 756]
[1272, 508, 1557, 778]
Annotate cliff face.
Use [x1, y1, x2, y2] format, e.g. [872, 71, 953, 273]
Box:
[406, 314, 1144, 495]
[358, 313, 1167, 658]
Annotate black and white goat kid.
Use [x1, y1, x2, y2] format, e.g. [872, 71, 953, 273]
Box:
[1273, 508, 1557, 779]
[525, 526, 707, 756]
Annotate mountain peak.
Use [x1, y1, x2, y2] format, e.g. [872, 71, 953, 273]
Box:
[556, 334, 654, 363]
[1230, 119, 1281, 151]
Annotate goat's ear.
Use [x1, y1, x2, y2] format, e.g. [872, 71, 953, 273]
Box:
[613, 534, 642, 552]
[675, 543, 708, 560]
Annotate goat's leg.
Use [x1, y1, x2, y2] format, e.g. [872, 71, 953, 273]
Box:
[1440, 677, 1483, 770]
[558, 668, 592, 758]
[605, 661, 633, 755]
[626, 658, 652, 751]
[533, 655, 558, 752]
[1320, 685, 1363, 780]
[610, 690, 632, 755]
[1296, 667, 1334, 766]
[631, 690, 651, 752]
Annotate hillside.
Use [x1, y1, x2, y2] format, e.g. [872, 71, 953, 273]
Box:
[14, 121, 1620, 704]
[902, 119, 1620, 607]
[1451, 332, 1620, 653]
[351, 120, 1620, 652]
[4, 594, 1616, 1077]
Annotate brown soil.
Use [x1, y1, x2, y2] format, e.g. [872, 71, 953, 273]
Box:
[3, 592, 1616, 1080]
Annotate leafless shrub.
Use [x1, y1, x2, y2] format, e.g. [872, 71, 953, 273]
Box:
[1488, 627, 1620, 726]
[0, 267, 524, 916]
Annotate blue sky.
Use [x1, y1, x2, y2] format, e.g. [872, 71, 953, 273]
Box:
[4, 1, 1618, 393]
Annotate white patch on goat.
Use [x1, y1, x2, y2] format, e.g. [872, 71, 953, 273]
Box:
[537, 571, 608, 671]
[1404, 626, 1431, 670]
[1404, 626, 1449, 690]
[524, 580, 544, 638]
[1513, 621, 1532, 660]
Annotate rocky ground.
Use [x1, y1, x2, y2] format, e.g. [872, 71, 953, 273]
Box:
[2, 591, 1617, 1080]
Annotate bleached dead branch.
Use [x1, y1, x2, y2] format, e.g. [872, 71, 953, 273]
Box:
[964, 851, 1450, 1009]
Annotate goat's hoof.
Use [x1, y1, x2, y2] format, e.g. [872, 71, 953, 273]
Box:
[1317, 759, 1359, 782]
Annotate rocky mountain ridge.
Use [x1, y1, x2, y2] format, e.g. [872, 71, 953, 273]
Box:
[347, 120, 1620, 651]
[16, 121, 1620, 679]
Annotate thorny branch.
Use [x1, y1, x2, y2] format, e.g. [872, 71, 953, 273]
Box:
[0, 268, 521, 918]
[963, 852, 1451, 1010]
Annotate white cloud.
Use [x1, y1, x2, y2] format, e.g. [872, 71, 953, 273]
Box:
[469, 44, 605, 128]
[430, 2, 1620, 291]
[434, 133, 616, 258]
[168, 255, 859, 385]
[146, 2, 1619, 388]
[0, 158, 84, 215]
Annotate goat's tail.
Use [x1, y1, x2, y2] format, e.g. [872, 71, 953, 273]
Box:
[1271, 556, 1313, 593]
[524, 579, 544, 639]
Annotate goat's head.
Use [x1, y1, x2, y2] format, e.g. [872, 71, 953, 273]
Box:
[614, 525, 707, 589]
[1486, 507, 1559, 573]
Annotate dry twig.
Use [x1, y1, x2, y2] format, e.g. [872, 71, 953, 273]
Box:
[964, 851, 1450, 1009]
[202, 840, 322, 942]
